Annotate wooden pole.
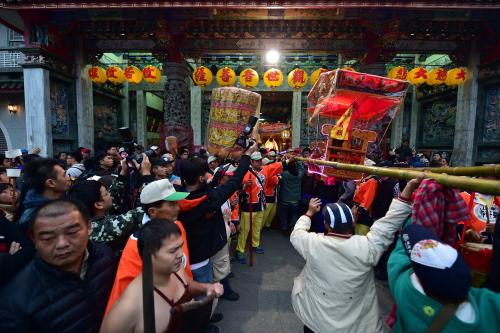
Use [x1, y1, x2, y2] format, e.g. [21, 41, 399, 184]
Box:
[295, 157, 500, 196]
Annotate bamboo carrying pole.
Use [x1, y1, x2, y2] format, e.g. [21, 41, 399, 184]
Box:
[295, 157, 500, 196]
[415, 165, 500, 177]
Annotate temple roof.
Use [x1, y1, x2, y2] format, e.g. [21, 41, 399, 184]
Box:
[1, 0, 499, 10]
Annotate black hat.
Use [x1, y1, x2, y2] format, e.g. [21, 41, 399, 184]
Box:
[322, 202, 354, 230]
[401, 224, 471, 302]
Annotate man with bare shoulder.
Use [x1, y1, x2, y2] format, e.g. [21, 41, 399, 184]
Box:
[101, 218, 223, 333]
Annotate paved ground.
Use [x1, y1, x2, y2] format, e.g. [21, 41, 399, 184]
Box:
[217, 229, 394, 333]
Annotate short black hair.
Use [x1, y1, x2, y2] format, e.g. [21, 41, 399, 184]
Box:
[137, 218, 181, 258]
[141, 200, 165, 218]
[95, 153, 110, 164]
[57, 152, 67, 158]
[0, 167, 5, 174]
[33, 198, 90, 230]
[181, 157, 209, 186]
[0, 182, 13, 192]
[24, 158, 60, 193]
[68, 180, 103, 216]
[22, 154, 41, 165]
[68, 151, 83, 163]
[152, 158, 168, 168]
[302, 147, 312, 154]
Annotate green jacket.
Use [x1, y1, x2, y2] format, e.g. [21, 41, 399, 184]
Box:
[279, 161, 305, 203]
[388, 236, 500, 333]
[90, 175, 144, 248]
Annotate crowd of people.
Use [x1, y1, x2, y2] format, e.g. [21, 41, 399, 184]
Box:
[0, 137, 498, 333]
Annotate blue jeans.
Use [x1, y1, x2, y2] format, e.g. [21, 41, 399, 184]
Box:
[191, 261, 213, 283]
[279, 201, 299, 231]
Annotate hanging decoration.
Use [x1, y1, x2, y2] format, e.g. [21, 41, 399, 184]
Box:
[87, 66, 107, 84]
[106, 66, 125, 85]
[239, 68, 259, 89]
[407, 67, 428, 85]
[216, 66, 237, 87]
[426, 67, 448, 85]
[124, 65, 143, 84]
[142, 65, 161, 84]
[287, 68, 308, 90]
[192, 66, 213, 88]
[310, 68, 328, 86]
[445, 68, 467, 86]
[387, 66, 408, 80]
[263, 68, 284, 89]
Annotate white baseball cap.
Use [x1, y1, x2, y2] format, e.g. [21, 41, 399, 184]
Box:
[208, 156, 218, 164]
[140, 179, 189, 204]
[150, 145, 159, 151]
[250, 152, 263, 161]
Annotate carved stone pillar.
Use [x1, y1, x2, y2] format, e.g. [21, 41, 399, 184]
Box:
[20, 50, 53, 157]
[451, 40, 480, 166]
[163, 62, 193, 150]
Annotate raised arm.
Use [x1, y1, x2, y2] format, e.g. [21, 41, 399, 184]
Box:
[290, 198, 322, 260]
[364, 175, 423, 266]
[210, 140, 258, 206]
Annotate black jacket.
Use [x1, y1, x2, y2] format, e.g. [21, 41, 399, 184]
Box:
[0, 241, 116, 333]
[178, 155, 250, 265]
[0, 217, 35, 287]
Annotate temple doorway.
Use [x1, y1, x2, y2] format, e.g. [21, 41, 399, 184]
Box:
[259, 91, 293, 152]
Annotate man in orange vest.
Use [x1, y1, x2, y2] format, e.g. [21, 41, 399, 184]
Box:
[235, 151, 283, 264]
[262, 150, 281, 229]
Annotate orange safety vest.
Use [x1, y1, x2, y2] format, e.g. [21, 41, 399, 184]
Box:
[241, 170, 265, 206]
[353, 178, 378, 212]
[104, 220, 192, 315]
[262, 162, 283, 197]
[230, 192, 240, 221]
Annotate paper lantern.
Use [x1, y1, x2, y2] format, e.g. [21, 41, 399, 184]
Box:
[106, 66, 125, 85]
[445, 68, 467, 86]
[142, 65, 161, 84]
[426, 68, 447, 86]
[263, 68, 283, 89]
[407, 67, 428, 85]
[239, 68, 259, 89]
[192, 66, 213, 88]
[287, 68, 308, 90]
[88, 66, 107, 84]
[216, 67, 236, 87]
[310, 68, 328, 86]
[387, 66, 408, 80]
[124, 65, 143, 84]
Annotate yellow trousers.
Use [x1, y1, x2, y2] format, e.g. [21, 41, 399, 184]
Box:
[262, 203, 277, 229]
[236, 211, 264, 253]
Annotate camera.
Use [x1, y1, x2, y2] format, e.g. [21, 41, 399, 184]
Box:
[235, 116, 258, 150]
[118, 127, 157, 163]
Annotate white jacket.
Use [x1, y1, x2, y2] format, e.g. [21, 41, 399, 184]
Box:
[290, 199, 412, 333]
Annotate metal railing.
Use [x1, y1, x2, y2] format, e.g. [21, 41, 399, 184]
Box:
[0, 51, 24, 68]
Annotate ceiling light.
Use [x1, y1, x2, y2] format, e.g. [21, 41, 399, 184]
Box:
[265, 50, 280, 64]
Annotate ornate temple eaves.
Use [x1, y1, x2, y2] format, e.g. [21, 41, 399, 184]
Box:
[2, 0, 500, 9]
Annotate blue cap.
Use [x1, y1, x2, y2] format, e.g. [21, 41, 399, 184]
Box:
[21, 148, 28, 154]
[401, 224, 471, 302]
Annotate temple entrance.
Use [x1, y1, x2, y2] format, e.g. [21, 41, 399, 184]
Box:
[259, 91, 293, 152]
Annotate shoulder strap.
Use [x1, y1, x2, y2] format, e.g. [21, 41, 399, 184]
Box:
[173, 272, 188, 288]
[425, 303, 459, 333]
[154, 287, 175, 307]
[249, 169, 264, 189]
